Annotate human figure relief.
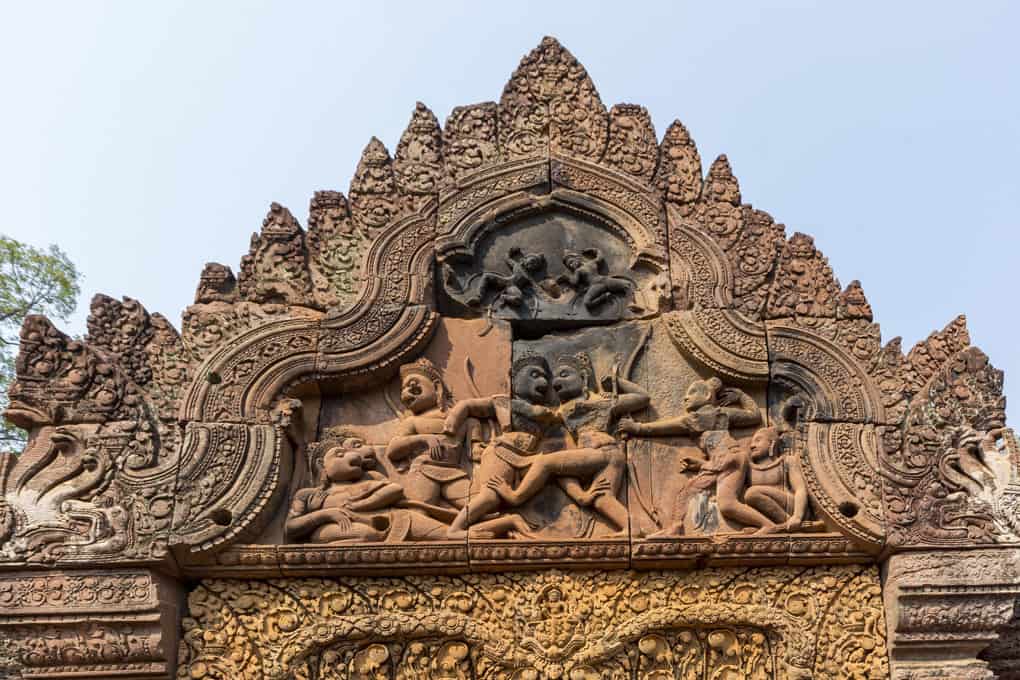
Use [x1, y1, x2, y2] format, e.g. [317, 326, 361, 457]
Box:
[379, 358, 485, 510]
[285, 434, 455, 543]
[617, 377, 761, 439]
[743, 427, 815, 533]
[616, 377, 763, 537]
[449, 247, 552, 311]
[485, 334, 652, 536]
[442, 355, 562, 539]
[658, 427, 811, 537]
[558, 248, 640, 313]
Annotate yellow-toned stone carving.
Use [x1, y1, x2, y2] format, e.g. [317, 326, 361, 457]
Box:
[178, 566, 887, 680]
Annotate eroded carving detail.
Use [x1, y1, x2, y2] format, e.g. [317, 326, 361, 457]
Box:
[307, 190, 367, 312]
[237, 202, 314, 307]
[885, 346, 1018, 547]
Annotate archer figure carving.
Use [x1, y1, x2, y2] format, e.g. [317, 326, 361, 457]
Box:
[559, 248, 641, 313]
[617, 377, 764, 537]
[486, 331, 653, 536]
[286, 434, 455, 543]
[617, 377, 761, 439]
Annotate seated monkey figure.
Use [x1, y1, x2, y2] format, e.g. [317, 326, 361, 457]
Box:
[617, 377, 761, 439]
[381, 358, 484, 510]
[486, 351, 651, 536]
[286, 435, 454, 544]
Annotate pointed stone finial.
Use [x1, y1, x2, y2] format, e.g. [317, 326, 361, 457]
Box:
[237, 203, 313, 306]
[904, 315, 971, 396]
[442, 102, 498, 185]
[604, 104, 658, 183]
[767, 232, 841, 318]
[498, 37, 608, 161]
[394, 102, 443, 197]
[655, 120, 703, 205]
[195, 263, 237, 303]
[307, 190, 366, 311]
[86, 294, 153, 378]
[349, 137, 401, 235]
[703, 155, 741, 205]
[837, 280, 873, 321]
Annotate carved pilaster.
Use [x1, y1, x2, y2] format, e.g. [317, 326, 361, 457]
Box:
[0, 567, 184, 679]
[883, 549, 1020, 679]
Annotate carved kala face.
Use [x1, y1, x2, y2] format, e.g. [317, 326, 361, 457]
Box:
[322, 443, 369, 483]
[401, 373, 438, 413]
[514, 364, 550, 404]
[552, 364, 585, 401]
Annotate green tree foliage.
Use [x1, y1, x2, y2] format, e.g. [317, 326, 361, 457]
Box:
[0, 236, 80, 449]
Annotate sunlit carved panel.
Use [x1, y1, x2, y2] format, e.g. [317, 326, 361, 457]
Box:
[179, 566, 888, 680]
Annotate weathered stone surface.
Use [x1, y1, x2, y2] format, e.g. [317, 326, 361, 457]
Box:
[0, 568, 183, 679]
[884, 549, 1020, 679]
[0, 36, 1014, 679]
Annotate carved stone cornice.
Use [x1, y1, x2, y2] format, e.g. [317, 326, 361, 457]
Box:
[883, 549, 1020, 679]
[0, 567, 183, 679]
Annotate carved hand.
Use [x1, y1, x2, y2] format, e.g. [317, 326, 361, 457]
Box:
[616, 418, 641, 438]
[326, 507, 353, 532]
[576, 478, 613, 507]
[427, 436, 447, 461]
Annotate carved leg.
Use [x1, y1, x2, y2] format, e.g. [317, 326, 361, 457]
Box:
[716, 495, 776, 533]
[491, 448, 608, 507]
[590, 452, 628, 534]
[745, 486, 793, 523]
[442, 477, 470, 509]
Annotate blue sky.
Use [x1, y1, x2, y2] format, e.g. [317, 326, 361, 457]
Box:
[1, 1, 1017, 418]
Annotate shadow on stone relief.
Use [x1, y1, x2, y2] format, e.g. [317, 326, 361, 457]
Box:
[440, 209, 669, 326]
[270, 307, 846, 562]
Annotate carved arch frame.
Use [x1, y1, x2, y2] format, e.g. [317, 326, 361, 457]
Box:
[167, 151, 889, 559]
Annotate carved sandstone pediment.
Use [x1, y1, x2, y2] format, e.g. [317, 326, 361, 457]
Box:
[2, 37, 1015, 577]
[3, 34, 1018, 680]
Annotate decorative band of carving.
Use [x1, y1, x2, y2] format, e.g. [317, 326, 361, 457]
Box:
[663, 308, 768, 383]
[171, 422, 285, 553]
[178, 565, 887, 680]
[800, 422, 884, 549]
[767, 322, 886, 424]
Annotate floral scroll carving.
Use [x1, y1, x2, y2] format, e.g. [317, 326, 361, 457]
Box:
[178, 566, 887, 680]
